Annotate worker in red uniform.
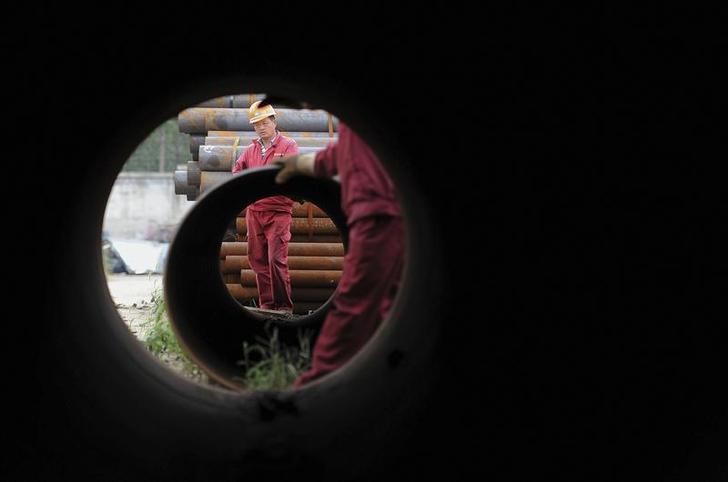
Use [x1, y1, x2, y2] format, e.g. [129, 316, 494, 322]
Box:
[232, 100, 299, 312]
[275, 115, 403, 387]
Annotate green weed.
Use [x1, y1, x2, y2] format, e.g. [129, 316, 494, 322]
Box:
[142, 286, 208, 384]
[237, 323, 313, 390]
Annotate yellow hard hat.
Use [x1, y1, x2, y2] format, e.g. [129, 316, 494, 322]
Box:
[248, 100, 276, 124]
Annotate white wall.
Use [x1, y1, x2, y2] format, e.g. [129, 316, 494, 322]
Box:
[103, 172, 194, 241]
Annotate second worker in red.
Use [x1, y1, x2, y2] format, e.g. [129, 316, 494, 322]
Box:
[232, 101, 298, 312]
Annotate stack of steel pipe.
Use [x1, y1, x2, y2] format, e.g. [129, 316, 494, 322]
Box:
[174, 94, 338, 200]
[234, 203, 342, 244]
[219, 202, 344, 314]
[175, 95, 344, 313]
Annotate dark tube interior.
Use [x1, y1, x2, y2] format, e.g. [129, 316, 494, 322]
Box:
[164, 165, 348, 389]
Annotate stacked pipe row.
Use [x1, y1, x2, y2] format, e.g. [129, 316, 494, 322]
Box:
[174, 94, 338, 200]
[175, 95, 343, 314]
[220, 203, 344, 314]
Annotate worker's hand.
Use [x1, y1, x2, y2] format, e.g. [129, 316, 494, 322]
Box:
[274, 153, 316, 184]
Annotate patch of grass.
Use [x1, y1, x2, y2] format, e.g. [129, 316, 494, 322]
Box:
[142, 286, 207, 383]
[141, 285, 311, 390]
[236, 323, 313, 391]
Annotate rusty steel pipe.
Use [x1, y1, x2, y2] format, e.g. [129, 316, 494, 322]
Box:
[186, 161, 200, 185]
[240, 269, 341, 288]
[289, 234, 342, 243]
[222, 273, 241, 284]
[223, 234, 342, 244]
[236, 202, 328, 218]
[225, 284, 334, 302]
[173, 169, 199, 200]
[198, 145, 324, 171]
[221, 235, 343, 243]
[164, 166, 347, 389]
[173, 164, 201, 189]
[220, 255, 344, 273]
[189, 135, 205, 157]
[219, 242, 345, 257]
[195, 94, 264, 108]
[178, 108, 339, 134]
[236, 217, 340, 235]
[292, 202, 327, 218]
[199, 171, 230, 191]
[173, 164, 197, 189]
[173, 169, 189, 195]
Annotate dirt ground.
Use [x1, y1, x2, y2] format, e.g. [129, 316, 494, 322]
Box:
[105, 273, 303, 388]
[105, 273, 210, 384]
[105, 273, 161, 336]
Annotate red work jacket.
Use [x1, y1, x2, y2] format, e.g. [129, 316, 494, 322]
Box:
[233, 132, 299, 213]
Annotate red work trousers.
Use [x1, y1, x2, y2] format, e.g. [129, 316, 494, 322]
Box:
[246, 210, 293, 311]
[294, 215, 404, 387]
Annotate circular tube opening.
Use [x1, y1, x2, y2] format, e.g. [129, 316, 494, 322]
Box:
[221, 200, 345, 317]
[165, 166, 350, 390]
[101, 85, 425, 399]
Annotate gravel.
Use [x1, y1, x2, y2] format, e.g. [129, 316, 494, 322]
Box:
[106, 273, 211, 385]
